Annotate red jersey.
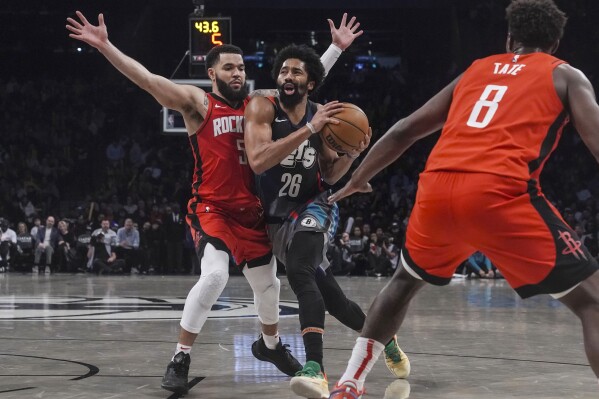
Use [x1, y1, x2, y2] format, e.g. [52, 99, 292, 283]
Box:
[188, 93, 258, 210]
[425, 52, 568, 183]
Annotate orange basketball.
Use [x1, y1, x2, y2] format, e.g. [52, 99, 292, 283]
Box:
[320, 102, 369, 153]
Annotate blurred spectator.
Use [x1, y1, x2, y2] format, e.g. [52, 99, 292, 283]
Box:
[88, 231, 125, 275]
[0, 218, 17, 272]
[14, 222, 35, 272]
[57, 219, 76, 272]
[30, 217, 41, 237]
[116, 218, 140, 274]
[466, 251, 496, 279]
[330, 232, 356, 276]
[33, 216, 59, 274]
[74, 225, 93, 272]
[347, 226, 368, 275]
[92, 218, 117, 253]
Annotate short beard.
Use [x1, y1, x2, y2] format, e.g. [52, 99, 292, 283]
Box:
[215, 76, 249, 103]
[277, 82, 306, 108]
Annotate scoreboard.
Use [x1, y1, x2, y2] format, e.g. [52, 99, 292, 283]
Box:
[189, 17, 232, 64]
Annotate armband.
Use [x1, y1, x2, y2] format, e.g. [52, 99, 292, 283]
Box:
[320, 44, 343, 76]
[306, 122, 317, 134]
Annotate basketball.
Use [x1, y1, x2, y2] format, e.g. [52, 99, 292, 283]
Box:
[320, 102, 369, 153]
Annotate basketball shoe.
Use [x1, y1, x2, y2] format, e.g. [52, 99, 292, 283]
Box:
[251, 334, 302, 376]
[383, 336, 410, 378]
[161, 351, 190, 394]
[328, 380, 364, 399]
[290, 360, 329, 398]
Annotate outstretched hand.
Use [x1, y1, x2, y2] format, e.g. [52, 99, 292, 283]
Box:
[66, 11, 108, 49]
[328, 180, 372, 204]
[328, 13, 363, 51]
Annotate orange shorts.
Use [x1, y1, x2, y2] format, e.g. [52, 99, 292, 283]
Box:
[187, 199, 272, 267]
[402, 171, 598, 298]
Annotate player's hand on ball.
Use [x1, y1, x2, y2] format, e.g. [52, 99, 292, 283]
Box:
[328, 179, 372, 204]
[310, 101, 343, 133]
[345, 127, 372, 158]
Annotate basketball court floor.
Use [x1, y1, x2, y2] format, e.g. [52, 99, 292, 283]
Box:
[0, 273, 596, 398]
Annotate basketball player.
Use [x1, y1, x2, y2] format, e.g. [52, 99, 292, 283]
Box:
[244, 44, 410, 399]
[327, 0, 599, 397]
[66, 10, 363, 395]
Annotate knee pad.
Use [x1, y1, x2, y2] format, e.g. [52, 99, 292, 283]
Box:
[244, 256, 281, 325]
[180, 243, 230, 333]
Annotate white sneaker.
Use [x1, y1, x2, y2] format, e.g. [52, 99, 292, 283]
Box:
[45, 267, 51, 274]
[32, 266, 38, 274]
[0, 267, 5, 273]
[131, 267, 140, 274]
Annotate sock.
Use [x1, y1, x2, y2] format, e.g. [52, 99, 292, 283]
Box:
[174, 342, 192, 359]
[338, 337, 385, 391]
[303, 330, 324, 370]
[262, 332, 280, 350]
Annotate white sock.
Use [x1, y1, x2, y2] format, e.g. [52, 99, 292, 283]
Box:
[339, 337, 385, 391]
[174, 342, 192, 359]
[262, 332, 280, 350]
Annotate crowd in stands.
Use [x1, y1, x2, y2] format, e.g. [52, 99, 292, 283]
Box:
[2, 1, 599, 276]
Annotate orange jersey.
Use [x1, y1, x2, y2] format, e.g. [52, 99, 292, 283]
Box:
[425, 52, 569, 182]
[188, 93, 258, 210]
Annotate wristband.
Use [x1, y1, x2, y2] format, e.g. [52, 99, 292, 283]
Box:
[320, 44, 343, 76]
[306, 122, 317, 134]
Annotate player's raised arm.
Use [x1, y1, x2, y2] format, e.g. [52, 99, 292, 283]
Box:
[321, 12, 363, 76]
[66, 11, 206, 116]
[249, 12, 363, 99]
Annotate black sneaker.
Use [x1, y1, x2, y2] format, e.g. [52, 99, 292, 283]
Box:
[251, 334, 302, 377]
[161, 352, 190, 394]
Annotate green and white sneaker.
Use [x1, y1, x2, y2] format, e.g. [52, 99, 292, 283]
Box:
[384, 336, 411, 379]
[290, 360, 329, 398]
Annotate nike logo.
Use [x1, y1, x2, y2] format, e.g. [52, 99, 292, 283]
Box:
[214, 104, 226, 108]
[275, 117, 288, 122]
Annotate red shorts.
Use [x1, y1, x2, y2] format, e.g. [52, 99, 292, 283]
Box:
[187, 199, 272, 267]
[402, 171, 598, 298]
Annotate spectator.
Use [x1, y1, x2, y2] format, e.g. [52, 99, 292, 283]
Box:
[20, 197, 37, 224]
[347, 226, 368, 275]
[57, 219, 76, 272]
[33, 215, 60, 274]
[381, 235, 400, 274]
[92, 218, 117, 254]
[466, 251, 495, 279]
[88, 232, 125, 275]
[14, 222, 35, 272]
[74, 225, 93, 272]
[30, 217, 41, 237]
[0, 218, 17, 272]
[330, 232, 356, 276]
[116, 218, 140, 273]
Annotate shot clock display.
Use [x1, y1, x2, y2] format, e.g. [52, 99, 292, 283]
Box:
[189, 17, 231, 64]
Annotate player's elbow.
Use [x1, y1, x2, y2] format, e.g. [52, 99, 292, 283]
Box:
[248, 156, 267, 175]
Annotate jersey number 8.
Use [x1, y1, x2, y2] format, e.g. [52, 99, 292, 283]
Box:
[466, 85, 508, 129]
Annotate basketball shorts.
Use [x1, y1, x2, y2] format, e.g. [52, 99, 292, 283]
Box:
[267, 191, 339, 269]
[401, 171, 599, 298]
[187, 200, 272, 268]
